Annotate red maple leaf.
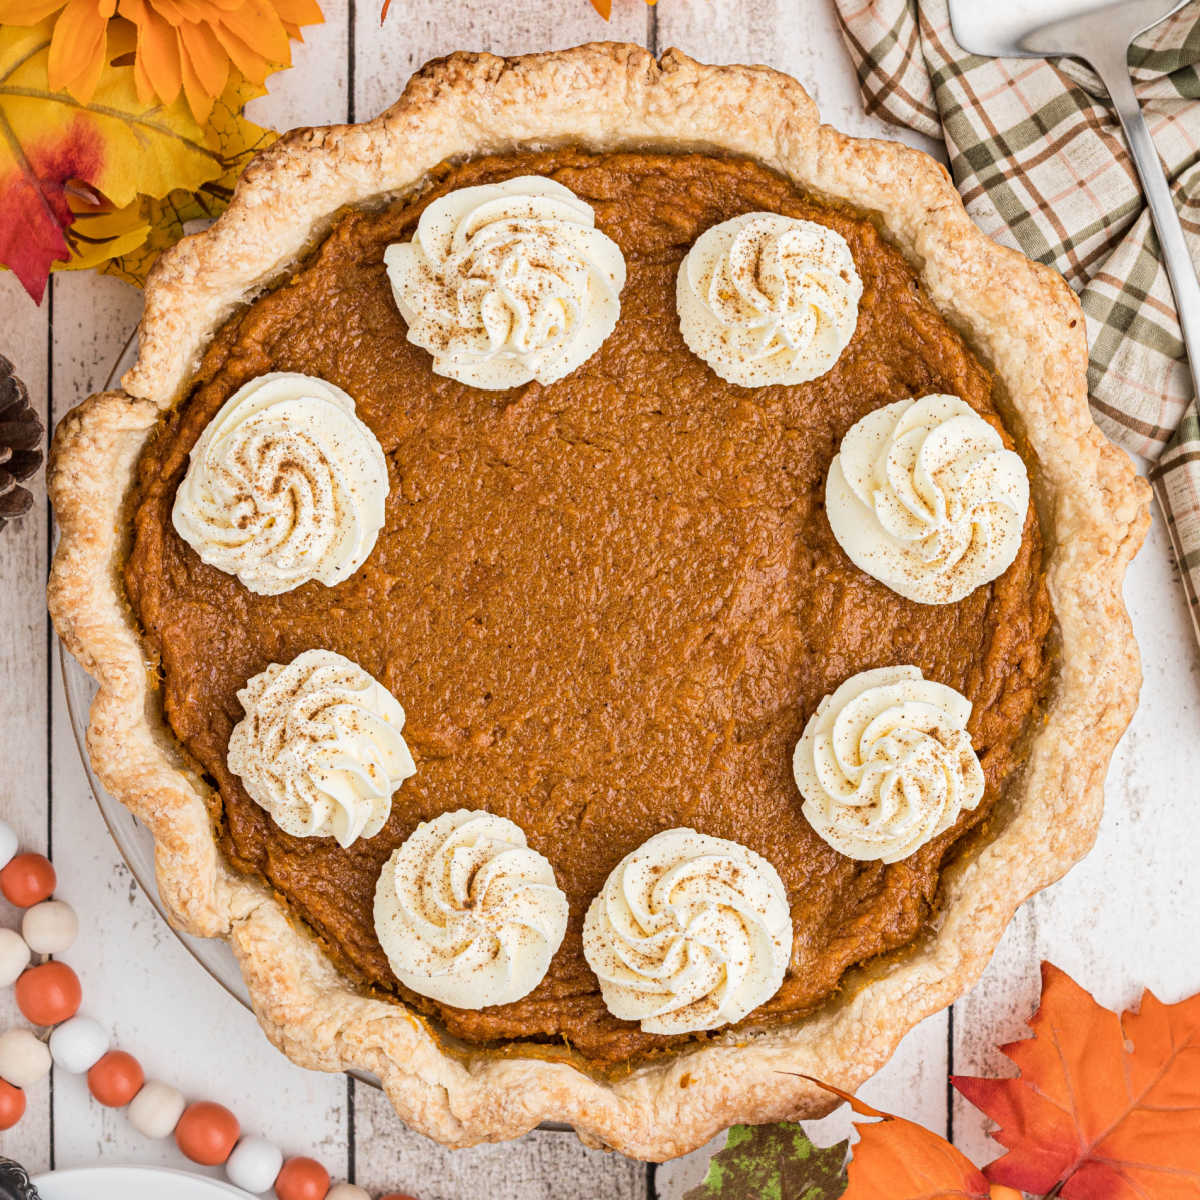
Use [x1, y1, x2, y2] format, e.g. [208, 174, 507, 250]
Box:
[954, 961, 1200, 1199]
[1, 21, 235, 303]
[0, 118, 102, 302]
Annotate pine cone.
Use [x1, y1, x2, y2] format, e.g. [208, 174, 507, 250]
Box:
[0, 355, 44, 533]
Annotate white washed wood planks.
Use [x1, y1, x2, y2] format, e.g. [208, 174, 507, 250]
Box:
[350, 0, 649, 122]
[0, 274, 51, 1171]
[654, 0, 941, 152]
[1, 0, 1194, 1191]
[352, 1109, 649, 1199]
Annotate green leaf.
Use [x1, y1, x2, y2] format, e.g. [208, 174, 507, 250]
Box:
[683, 1123, 849, 1200]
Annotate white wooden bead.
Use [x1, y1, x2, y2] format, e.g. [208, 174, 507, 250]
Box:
[0, 823, 17, 872]
[127, 1079, 185, 1139]
[0, 1028, 51, 1087]
[225, 1135, 284, 1194]
[0, 928, 30, 986]
[327, 1186, 372, 1200]
[22, 900, 78, 955]
[48, 1016, 109, 1074]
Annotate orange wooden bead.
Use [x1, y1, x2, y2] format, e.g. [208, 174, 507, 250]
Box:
[0, 854, 56, 908]
[15, 961, 82, 1026]
[87, 1050, 144, 1107]
[175, 1101, 240, 1165]
[275, 1157, 330, 1200]
[378, 1194, 420, 1200]
[0, 1080, 25, 1130]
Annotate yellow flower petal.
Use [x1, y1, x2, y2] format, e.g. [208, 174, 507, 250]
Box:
[178, 18, 228, 100]
[179, 36, 215, 123]
[220, 0, 289, 66]
[0, 0, 67, 25]
[46, 0, 108, 101]
[207, 19, 273, 82]
[271, 0, 322, 24]
[132, 2, 183, 105]
[64, 196, 152, 271]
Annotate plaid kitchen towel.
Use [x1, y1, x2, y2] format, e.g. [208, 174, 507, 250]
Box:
[835, 0, 1200, 630]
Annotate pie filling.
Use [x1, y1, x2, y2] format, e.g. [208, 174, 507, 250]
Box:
[125, 148, 1052, 1068]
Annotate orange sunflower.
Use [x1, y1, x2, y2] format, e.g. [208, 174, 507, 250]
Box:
[0, 0, 324, 124]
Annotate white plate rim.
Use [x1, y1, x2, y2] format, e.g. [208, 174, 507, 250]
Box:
[31, 1163, 254, 1197]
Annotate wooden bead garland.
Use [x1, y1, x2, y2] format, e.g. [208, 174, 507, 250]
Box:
[227, 1135, 285, 1193]
[275, 1156, 331, 1200]
[48, 1015, 108, 1073]
[128, 1080, 186, 1140]
[22, 899, 79, 955]
[176, 1101, 241, 1165]
[15, 961, 82, 1026]
[0, 820, 423, 1199]
[0, 1078, 25, 1131]
[88, 1050, 145, 1107]
[0, 823, 17, 870]
[0, 853, 55, 907]
[0, 1029, 51, 1088]
[0, 928, 31, 987]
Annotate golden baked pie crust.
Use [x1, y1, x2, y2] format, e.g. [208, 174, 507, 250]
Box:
[48, 44, 1148, 1160]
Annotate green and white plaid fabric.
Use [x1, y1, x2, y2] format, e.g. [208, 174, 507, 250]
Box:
[835, 0, 1200, 629]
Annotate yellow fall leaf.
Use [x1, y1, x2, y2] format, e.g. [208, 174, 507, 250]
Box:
[0, 21, 270, 298]
[62, 199, 151, 272]
[64, 74, 274, 286]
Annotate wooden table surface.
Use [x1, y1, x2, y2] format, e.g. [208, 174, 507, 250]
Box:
[2, 1, 1197, 1193]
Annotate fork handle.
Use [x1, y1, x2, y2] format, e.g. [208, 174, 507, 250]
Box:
[1093, 48, 1200, 403]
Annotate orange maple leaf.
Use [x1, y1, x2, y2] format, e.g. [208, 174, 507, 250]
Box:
[588, 0, 657, 17]
[805, 1081, 1010, 1200]
[954, 962, 1200, 1199]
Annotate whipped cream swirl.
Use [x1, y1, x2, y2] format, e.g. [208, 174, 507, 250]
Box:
[384, 176, 626, 390]
[228, 649, 416, 849]
[792, 666, 985, 864]
[582, 828, 792, 1034]
[826, 394, 1030, 604]
[676, 212, 862, 387]
[172, 373, 389, 596]
[374, 810, 569, 1009]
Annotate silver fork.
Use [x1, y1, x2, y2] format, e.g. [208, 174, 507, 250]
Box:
[951, 0, 1200, 413]
[951, 0, 1200, 648]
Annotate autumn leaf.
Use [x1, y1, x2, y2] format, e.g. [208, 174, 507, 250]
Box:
[587, 0, 658, 17]
[954, 962, 1200, 1200]
[781, 1081, 994, 1200]
[65, 73, 273, 287]
[0, 19, 236, 300]
[61, 194, 151, 273]
[682, 1123, 848, 1200]
[843, 1117, 1017, 1199]
[713, 966, 1200, 1200]
[0, 0, 323, 124]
